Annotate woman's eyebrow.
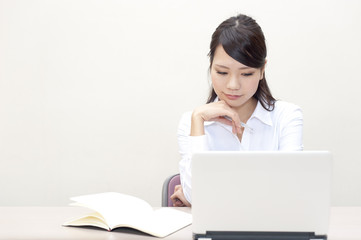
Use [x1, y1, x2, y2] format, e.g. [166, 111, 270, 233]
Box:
[215, 64, 251, 70]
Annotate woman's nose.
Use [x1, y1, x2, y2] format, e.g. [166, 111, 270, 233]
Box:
[226, 75, 241, 90]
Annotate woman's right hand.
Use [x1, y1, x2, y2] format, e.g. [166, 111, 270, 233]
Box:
[191, 100, 242, 136]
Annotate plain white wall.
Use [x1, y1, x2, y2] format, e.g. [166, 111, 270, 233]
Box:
[0, 0, 360, 206]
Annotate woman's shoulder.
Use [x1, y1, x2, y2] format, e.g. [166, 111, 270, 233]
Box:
[272, 100, 301, 112]
[272, 100, 303, 120]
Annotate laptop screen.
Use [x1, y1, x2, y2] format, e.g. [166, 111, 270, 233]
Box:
[191, 151, 332, 236]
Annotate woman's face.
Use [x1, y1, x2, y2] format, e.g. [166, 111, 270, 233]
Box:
[211, 45, 264, 110]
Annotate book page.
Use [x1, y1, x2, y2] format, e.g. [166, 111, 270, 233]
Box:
[112, 208, 192, 237]
[70, 192, 153, 227]
[63, 212, 109, 230]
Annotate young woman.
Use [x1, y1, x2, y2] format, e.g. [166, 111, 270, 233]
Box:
[171, 14, 303, 207]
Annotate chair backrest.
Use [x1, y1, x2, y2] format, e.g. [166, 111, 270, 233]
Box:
[161, 173, 180, 207]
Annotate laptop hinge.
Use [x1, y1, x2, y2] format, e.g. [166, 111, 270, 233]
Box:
[193, 231, 327, 240]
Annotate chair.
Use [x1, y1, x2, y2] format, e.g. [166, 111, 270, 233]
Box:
[161, 173, 180, 207]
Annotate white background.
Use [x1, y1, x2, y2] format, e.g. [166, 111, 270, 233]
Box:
[0, 0, 360, 206]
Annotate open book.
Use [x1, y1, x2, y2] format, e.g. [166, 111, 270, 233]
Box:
[63, 192, 192, 238]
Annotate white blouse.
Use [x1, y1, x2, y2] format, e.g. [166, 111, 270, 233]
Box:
[177, 100, 303, 203]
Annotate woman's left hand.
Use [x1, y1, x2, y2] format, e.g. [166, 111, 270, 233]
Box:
[170, 185, 191, 207]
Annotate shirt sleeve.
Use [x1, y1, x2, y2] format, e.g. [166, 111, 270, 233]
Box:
[177, 112, 209, 203]
[278, 104, 304, 151]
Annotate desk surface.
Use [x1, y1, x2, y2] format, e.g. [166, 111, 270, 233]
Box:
[0, 207, 360, 240]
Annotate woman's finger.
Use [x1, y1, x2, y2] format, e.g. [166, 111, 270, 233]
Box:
[212, 116, 233, 126]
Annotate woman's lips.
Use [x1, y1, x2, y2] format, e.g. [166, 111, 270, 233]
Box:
[225, 94, 241, 100]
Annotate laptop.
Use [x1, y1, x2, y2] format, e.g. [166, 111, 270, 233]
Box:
[191, 151, 332, 240]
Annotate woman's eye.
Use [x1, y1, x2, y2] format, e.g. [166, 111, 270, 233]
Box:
[242, 73, 254, 76]
[217, 71, 227, 75]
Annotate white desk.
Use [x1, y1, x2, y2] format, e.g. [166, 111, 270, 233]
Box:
[0, 207, 360, 240]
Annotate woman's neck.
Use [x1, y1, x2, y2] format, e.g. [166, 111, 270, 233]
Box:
[234, 97, 258, 123]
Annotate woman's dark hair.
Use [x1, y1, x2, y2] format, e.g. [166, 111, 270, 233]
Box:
[207, 14, 275, 111]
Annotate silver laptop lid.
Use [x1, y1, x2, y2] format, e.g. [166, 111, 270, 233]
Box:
[191, 151, 332, 235]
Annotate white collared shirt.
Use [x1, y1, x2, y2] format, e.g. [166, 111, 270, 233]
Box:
[177, 100, 303, 203]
